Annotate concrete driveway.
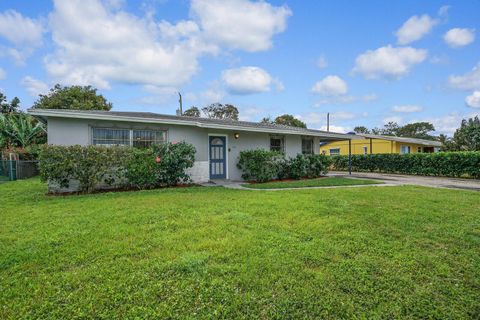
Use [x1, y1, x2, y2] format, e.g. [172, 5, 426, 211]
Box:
[330, 171, 480, 191]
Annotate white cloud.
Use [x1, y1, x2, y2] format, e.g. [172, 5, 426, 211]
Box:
[311, 75, 348, 96]
[421, 113, 466, 135]
[438, 5, 450, 18]
[46, 0, 213, 89]
[316, 55, 328, 69]
[319, 125, 348, 133]
[396, 14, 437, 45]
[430, 55, 449, 65]
[314, 93, 377, 107]
[21, 76, 49, 97]
[383, 116, 403, 124]
[45, 0, 289, 90]
[0, 10, 43, 46]
[392, 105, 423, 113]
[222, 66, 276, 94]
[449, 62, 480, 91]
[0, 10, 44, 63]
[353, 45, 427, 80]
[190, 0, 291, 52]
[238, 106, 264, 121]
[444, 28, 475, 48]
[0, 68, 6, 80]
[465, 91, 480, 109]
[297, 111, 366, 133]
[330, 111, 356, 120]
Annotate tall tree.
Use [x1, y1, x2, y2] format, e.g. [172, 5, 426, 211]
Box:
[260, 116, 273, 124]
[372, 121, 400, 136]
[183, 106, 200, 117]
[33, 84, 112, 111]
[273, 114, 307, 128]
[201, 103, 239, 121]
[0, 93, 21, 114]
[353, 126, 370, 134]
[447, 116, 480, 151]
[397, 122, 436, 140]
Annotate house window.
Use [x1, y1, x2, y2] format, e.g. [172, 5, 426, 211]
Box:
[133, 130, 166, 148]
[302, 137, 314, 155]
[400, 145, 411, 154]
[329, 148, 340, 156]
[417, 146, 422, 153]
[363, 146, 368, 155]
[93, 128, 166, 148]
[270, 136, 285, 153]
[92, 128, 130, 146]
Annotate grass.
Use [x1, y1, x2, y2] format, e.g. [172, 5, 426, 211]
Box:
[242, 176, 381, 189]
[1, 179, 479, 319]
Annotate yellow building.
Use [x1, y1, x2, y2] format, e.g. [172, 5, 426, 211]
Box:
[320, 134, 442, 156]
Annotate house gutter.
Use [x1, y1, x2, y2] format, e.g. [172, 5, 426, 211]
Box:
[28, 109, 355, 141]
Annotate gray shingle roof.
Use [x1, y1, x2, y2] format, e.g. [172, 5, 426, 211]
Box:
[357, 133, 443, 147]
[28, 108, 357, 141]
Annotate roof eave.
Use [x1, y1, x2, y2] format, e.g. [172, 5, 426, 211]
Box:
[28, 109, 351, 140]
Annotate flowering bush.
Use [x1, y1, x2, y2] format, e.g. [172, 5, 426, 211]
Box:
[39, 142, 196, 193]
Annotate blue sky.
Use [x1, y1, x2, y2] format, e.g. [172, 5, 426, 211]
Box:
[0, 0, 479, 134]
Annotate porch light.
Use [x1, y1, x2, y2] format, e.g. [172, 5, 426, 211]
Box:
[234, 133, 240, 139]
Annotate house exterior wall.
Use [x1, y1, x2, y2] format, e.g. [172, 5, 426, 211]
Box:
[46, 117, 318, 183]
[320, 139, 435, 155]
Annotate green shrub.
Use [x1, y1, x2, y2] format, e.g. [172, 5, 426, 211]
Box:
[237, 149, 282, 182]
[237, 150, 331, 182]
[330, 152, 480, 178]
[125, 148, 159, 189]
[39, 145, 129, 193]
[285, 154, 309, 179]
[305, 154, 332, 178]
[39, 142, 196, 193]
[153, 142, 196, 186]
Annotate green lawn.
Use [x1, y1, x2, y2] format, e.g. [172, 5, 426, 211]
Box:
[242, 176, 381, 189]
[1, 179, 479, 319]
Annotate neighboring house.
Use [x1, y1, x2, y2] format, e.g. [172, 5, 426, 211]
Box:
[320, 133, 442, 156]
[29, 109, 354, 182]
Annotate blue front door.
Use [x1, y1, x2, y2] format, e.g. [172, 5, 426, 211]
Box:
[209, 136, 226, 179]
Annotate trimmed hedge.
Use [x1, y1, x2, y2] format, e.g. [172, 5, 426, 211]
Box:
[237, 149, 331, 182]
[39, 142, 196, 193]
[330, 152, 480, 179]
[237, 149, 283, 182]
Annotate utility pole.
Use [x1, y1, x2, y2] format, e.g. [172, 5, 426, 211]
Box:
[178, 92, 183, 116]
[327, 112, 330, 132]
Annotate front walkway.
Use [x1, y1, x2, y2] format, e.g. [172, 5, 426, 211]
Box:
[330, 171, 480, 191]
[202, 173, 480, 191]
[202, 178, 397, 191]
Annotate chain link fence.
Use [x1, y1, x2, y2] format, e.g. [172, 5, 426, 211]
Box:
[0, 160, 39, 182]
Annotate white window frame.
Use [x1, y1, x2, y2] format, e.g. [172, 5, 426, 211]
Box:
[132, 130, 167, 148]
[270, 135, 285, 153]
[92, 127, 131, 146]
[363, 146, 368, 155]
[400, 145, 411, 154]
[92, 127, 167, 147]
[301, 137, 314, 155]
[329, 148, 341, 156]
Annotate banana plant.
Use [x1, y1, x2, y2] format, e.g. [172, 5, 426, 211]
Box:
[0, 113, 46, 148]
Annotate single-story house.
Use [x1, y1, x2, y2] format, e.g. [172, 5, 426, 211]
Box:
[29, 109, 356, 182]
[320, 133, 443, 156]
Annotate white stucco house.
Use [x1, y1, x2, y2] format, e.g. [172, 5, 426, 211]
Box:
[29, 109, 354, 182]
